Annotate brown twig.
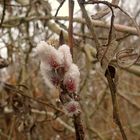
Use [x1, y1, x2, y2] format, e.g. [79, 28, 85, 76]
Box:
[59, 30, 65, 45]
[81, 12, 86, 43]
[87, 1, 116, 73]
[105, 68, 128, 140]
[79, 2, 128, 139]
[77, 0, 101, 50]
[68, 1, 85, 139]
[0, 0, 6, 27]
[86, 0, 116, 46]
[1, 81, 64, 114]
[2, 16, 139, 36]
[68, 0, 74, 56]
[54, 0, 66, 17]
[73, 115, 85, 140]
[87, 0, 140, 37]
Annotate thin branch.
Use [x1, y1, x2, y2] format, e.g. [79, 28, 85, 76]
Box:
[90, 87, 108, 118]
[86, 0, 116, 45]
[77, 0, 101, 50]
[87, 0, 140, 37]
[1, 81, 64, 114]
[68, 1, 85, 140]
[54, 0, 66, 17]
[101, 121, 140, 136]
[0, 129, 11, 139]
[2, 3, 30, 7]
[0, 0, 6, 27]
[68, 0, 74, 56]
[88, 127, 105, 140]
[118, 91, 140, 110]
[31, 109, 75, 133]
[91, 0, 120, 20]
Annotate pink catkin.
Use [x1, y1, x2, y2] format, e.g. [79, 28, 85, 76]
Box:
[40, 64, 55, 88]
[58, 44, 73, 71]
[63, 64, 80, 93]
[64, 100, 80, 116]
[37, 41, 80, 92]
[40, 63, 61, 88]
[37, 41, 63, 69]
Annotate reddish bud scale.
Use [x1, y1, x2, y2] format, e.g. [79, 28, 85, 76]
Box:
[67, 103, 77, 112]
[65, 78, 76, 93]
[64, 100, 80, 116]
[48, 55, 61, 69]
[51, 75, 60, 86]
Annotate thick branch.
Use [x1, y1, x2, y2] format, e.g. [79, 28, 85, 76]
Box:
[105, 69, 128, 140]
[2, 16, 139, 36]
